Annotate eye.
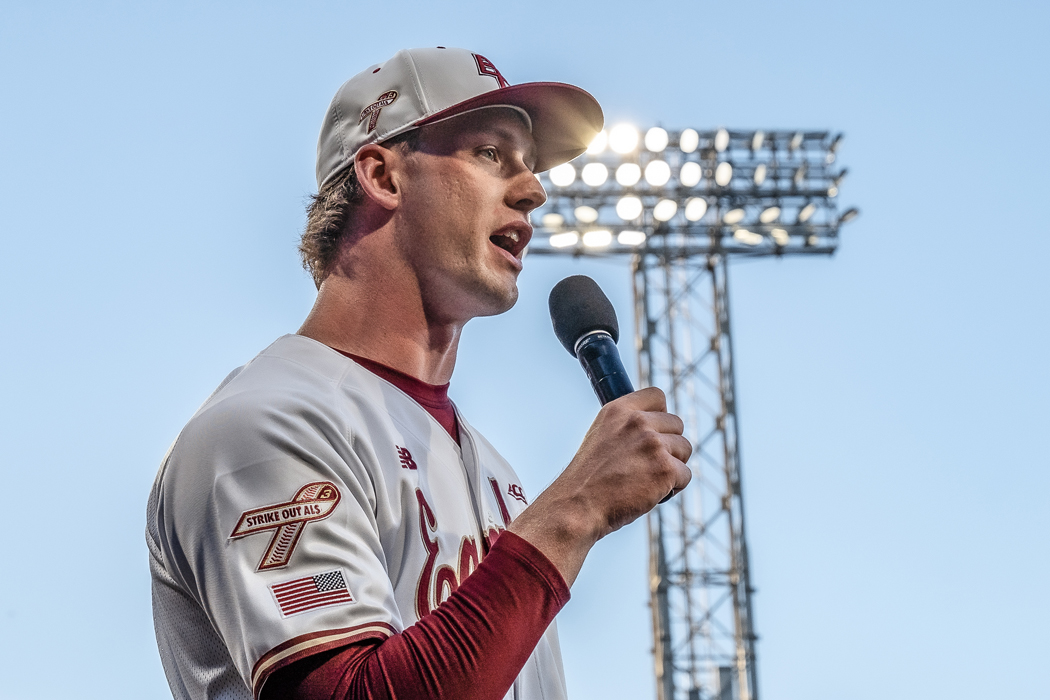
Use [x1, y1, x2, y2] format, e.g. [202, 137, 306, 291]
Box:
[478, 146, 498, 161]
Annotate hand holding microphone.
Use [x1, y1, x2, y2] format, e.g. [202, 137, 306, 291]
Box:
[549, 275, 687, 504]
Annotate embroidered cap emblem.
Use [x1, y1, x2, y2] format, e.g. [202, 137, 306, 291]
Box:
[472, 54, 509, 88]
[230, 482, 341, 571]
[508, 483, 528, 504]
[359, 90, 398, 133]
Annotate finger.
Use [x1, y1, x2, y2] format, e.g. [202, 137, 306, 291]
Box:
[661, 433, 693, 463]
[611, 386, 666, 413]
[646, 411, 685, 436]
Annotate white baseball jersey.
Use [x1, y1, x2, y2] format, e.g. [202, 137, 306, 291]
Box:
[147, 334, 567, 700]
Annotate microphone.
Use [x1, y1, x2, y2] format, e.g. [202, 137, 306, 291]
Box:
[549, 276, 676, 503]
[548, 275, 634, 405]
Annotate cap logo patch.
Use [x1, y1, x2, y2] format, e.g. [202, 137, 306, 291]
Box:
[230, 481, 341, 571]
[473, 54, 509, 89]
[359, 90, 398, 133]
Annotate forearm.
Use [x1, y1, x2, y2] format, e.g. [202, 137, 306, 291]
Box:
[263, 531, 569, 700]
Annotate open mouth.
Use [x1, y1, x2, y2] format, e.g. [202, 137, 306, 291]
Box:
[489, 224, 532, 259]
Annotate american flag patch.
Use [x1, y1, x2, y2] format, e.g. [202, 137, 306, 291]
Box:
[270, 569, 355, 617]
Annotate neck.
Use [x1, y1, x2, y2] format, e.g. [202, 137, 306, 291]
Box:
[298, 271, 465, 386]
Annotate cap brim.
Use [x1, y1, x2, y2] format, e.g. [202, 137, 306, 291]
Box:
[415, 82, 604, 173]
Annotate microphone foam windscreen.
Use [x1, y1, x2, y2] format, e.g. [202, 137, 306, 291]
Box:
[548, 275, 620, 357]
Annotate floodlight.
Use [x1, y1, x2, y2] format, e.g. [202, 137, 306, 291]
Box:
[839, 207, 859, 224]
[714, 162, 733, 186]
[541, 212, 565, 227]
[653, 199, 678, 221]
[793, 163, 806, 186]
[790, 132, 803, 151]
[798, 202, 816, 222]
[644, 160, 671, 186]
[759, 206, 780, 223]
[616, 163, 642, 186]
[645, 127, 669, 152]
[574, 205, 599, 223]
[680, 128, 699, 153]
[753, 163, 767, 186]
[733, 229, 762, 245]
[684, 197, 708, 221]
[751, 131, 764, 151]
[549, 163, 575, 187]
[770, 228, 789, 246]
[587, 130, 608, 154]
[618, 230, 646, 246]
[610, 124, 639, 153]
[827, 186, 838, 197]
[582, 162, 609, 187]
[583, 229, 612, 247]
[807, 234, 819, 246]
[679, 162, 702, 187]
[715, 128, 730, 152]
[616, 196, 643, 221]
[549, 231, 578, 247]
[723, 208, 745, 224]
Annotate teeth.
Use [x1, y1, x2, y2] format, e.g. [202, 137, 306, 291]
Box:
[505, 231, 520, 243]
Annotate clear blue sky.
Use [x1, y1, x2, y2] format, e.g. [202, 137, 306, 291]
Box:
[1, 1, 1047, 699]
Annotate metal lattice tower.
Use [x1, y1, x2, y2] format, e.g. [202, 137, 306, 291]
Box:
[530, 125, 857, 700]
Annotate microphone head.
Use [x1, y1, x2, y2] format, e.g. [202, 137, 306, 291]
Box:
[548, 275, 620, 357]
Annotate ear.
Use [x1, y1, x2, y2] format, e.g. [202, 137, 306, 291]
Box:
[355, 143, 403, 211]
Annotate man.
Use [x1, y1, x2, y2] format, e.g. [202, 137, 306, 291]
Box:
[147, 47, 691, 700]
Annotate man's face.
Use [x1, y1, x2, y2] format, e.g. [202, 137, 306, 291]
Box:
[393, 108, 546, 324]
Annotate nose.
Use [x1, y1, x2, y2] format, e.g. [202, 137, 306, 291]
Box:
[507, 166, 547, 214]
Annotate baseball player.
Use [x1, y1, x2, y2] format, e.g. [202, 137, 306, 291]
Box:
[147, 47, 692, 700]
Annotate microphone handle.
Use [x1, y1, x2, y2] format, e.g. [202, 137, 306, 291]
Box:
[576, 333, 677, 504]
[576, 332, 634, 405]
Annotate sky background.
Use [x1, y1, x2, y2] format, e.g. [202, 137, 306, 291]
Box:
[1, 1, 1048, 699]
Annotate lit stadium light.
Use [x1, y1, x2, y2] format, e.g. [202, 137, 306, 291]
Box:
[549, 231, 578, 247]
[531, 127, 856, 258]
[714, 128, 730, 152]
[618, 230, 646, 246]
[616, 163, 641, 186]
[678, 162, 701, 187]
[684, 197, 708, 221]
[793, 163, 807, 186]
[609, 124, 639, 153]
[616, 196, 643, 221]
[733, 229, 762, 245]
[645, 127, 669, 152]
[653, 199, 678, 221]
[549, 163, 575, 187]
[644, 160, 671, 186]
[714, 162, 733, 186]
[723, 207, 746, 225]
[582, 162, 609, 186]
[680, 128, 699, 153]
[587, 130, 608, 154]
[574, 205, 599, 223]
[583, 229, 612, 247]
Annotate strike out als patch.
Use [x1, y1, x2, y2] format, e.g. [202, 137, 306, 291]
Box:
[230, 482, 341, 570]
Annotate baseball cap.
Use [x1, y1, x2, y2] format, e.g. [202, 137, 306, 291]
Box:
[315, 47, 604, 189]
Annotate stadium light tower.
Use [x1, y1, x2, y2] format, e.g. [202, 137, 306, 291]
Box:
[530, 125, 857, 700]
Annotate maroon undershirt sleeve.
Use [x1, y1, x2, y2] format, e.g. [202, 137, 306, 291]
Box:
[262, 531, 570, 700]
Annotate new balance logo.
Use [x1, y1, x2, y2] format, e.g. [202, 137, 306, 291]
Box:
[397, 446, 418, 470]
